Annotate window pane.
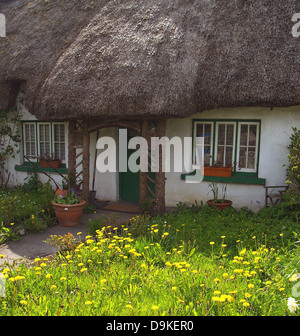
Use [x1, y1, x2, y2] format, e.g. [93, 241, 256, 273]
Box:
[225, 146, 233, 167]
[240, 125, 248, 146]
[196, 124, 203, 138]
[217, 124, 225, 145]
[248, 147, 256, 169]
[239, 147, 247, 168]
[204, 124, 211, 145]
[53, 124, 65, 160]
[226, 124, 234, 146]
[249, 125, 257, 146]
[216, 146, 224, 165]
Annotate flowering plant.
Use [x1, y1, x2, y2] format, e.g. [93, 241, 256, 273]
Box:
[53, 188, 82, 205]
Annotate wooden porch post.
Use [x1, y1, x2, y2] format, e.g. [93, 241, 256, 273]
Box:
[82, 121, 90, 203]
[155, 119, 166, 216]
[68, 120, 76, 189]
[139, 119, 149, 207]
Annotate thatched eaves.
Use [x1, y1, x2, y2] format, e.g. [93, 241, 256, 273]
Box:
[0, 0, 299, 120]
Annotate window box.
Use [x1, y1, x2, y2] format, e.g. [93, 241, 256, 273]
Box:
[39, 159, 62, 169]
[204, 166, 232, 177]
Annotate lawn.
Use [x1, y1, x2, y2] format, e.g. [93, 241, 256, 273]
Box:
[0, 185, 299, 316]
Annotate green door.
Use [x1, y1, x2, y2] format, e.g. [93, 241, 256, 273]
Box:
[119, 129, 155, 203]
[119, 148, 140, 203]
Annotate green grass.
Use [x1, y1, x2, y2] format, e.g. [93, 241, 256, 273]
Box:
[1, 197, 300, 316]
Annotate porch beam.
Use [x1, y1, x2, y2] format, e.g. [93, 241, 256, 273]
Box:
[82, 121, 90, 203]
[68, 120, 77, 189]
[155, 119, 166, 216]
[139, 119, 149, 206]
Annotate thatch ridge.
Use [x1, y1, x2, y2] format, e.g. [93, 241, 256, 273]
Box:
[0, 0, 299, 120]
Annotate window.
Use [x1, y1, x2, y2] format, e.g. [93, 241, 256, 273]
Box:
[215, 122, 235, 167]
[237, 122, 259, 173]
[22, 122, 66, 162]
[53, 123, 66, 160]
[23, 123, 36, 158]
[193, 120, 260, 175]
[38, 123, 51, 157]
[193, 122, 213, 166]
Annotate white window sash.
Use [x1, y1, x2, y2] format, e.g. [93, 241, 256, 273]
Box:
[193, 121, 214, 166]
[37, 122, 51, 158]
[214, 122, 236, 168]
[23, 122, 36, 160]
[236, 122, 259, 173]
[52, 122, 66, 162]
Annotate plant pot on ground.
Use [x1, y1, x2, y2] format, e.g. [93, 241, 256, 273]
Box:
[206, 182, 232, 210]
[52, 190, 85, 227]
[206, 199, 232, 211]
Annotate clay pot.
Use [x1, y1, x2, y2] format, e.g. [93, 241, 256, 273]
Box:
[52, 200, 86, 227]
[206, 199, 232, 211]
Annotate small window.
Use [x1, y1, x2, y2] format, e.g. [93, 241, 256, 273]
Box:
[38, 123, 51, 157]
[23, 123, 36, 159]
[53, 123, 66, 161]
[193, 122, 213, 166]
[237, 122, 259, 172]
[215, 122, 235, 168]
[22, 122, 66, 162]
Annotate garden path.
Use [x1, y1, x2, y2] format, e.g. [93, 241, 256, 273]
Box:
[0, 209, 136, 265]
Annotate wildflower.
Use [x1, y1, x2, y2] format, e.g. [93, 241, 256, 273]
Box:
[77, 232, 82, 235]
[20, 300, 27, 305]
[126, 304, 133, 309]
[287, 297, 299, 314]
[50, 285, 57, 290]
[45, 274, 52, 279]
[152, 305, 159, 311]
[212, 297, 220, 302]
[85, 301, 92, 305]
[80, 268, 87, 273]
[214, 278, 220, 282]
[214, 291, 221, 295]
[221, 244, 227, 248]
[243, 302, 250, 307]
[248, 284, 254, 289]
[172, 287, 177, 291]
[221, 236, 226, 239]
[222, 273, 228, 278]
[60, 277, 67, 281]
[210, 242, 215, 245]
[245, 293, 251, 298]
[289, 274, 299, 282]
[40, 263, 47, 267]
[0, 255, 6, 258]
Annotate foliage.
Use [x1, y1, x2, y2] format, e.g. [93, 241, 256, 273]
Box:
[0, 223, 299, 316]
[285, 127, 300, 190]
[88, 214, 120, 236]
[207, 182, 228, 203]
[45, 233, 79, 254]
[0, 181, 56, 241]
[0, 107, 22, 186]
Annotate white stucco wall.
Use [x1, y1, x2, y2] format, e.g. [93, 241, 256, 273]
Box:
[4, 103, 300, 212]
[165, 106, 300, 211]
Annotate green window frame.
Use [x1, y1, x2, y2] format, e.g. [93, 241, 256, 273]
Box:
[192, 119, 261, 177]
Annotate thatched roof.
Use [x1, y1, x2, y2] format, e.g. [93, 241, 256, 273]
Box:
[0, 0, 299, 120]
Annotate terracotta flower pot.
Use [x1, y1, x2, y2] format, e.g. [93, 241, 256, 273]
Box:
[52, 200, 86, 227]
[207, 199, 232, 211]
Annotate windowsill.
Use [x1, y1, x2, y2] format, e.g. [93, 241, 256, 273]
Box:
[15, 162, 68, 174]
[181, 170, 266, 185]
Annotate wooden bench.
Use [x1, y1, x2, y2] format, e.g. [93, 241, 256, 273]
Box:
[264, 185, 289, 208]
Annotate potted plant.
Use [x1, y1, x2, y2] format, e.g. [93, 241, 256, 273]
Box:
[39, 153, 62, 168]
[206, 182, 232, 210]
[52, 190, 86, 227]
[204, 160, 232, 177]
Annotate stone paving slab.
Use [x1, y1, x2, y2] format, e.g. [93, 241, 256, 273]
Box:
[0, 209, 136, 265]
